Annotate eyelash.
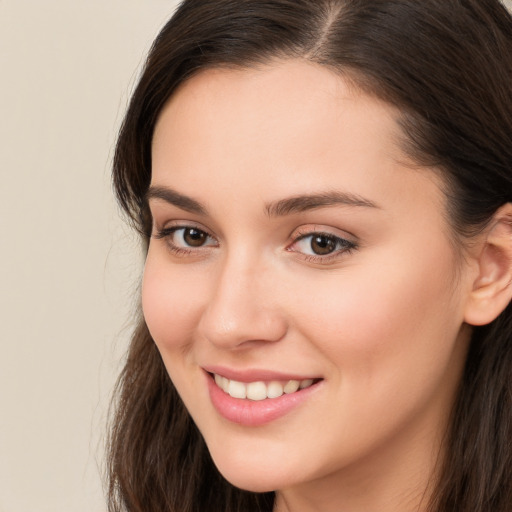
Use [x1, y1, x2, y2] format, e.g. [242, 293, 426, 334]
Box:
[153, 226, 218, 256]
[288, 230, 357, 264]
[153, 225, 357, 263]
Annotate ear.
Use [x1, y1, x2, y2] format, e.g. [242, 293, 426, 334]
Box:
[464, 203, 512, 326]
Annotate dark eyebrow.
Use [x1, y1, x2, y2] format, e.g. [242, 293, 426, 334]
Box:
[146, 186, 378, 218]
[265, 191, 379, 217]
[146, 186, 207, 215]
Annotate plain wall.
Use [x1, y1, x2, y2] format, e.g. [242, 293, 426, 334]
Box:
[1, 1, 511, 511]
[0, 2, 179, 511]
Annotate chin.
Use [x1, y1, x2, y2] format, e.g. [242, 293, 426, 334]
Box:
[217, 467, 280, 493]
[207, 447, 292, 493]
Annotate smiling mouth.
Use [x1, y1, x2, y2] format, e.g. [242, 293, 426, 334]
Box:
[212, 373, 319, 401]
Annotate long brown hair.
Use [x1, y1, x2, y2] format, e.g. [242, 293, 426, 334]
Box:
[108, 1, 512, 511]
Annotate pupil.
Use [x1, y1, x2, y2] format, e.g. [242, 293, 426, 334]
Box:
[311, 235, 336, 255]
[184, 228, 206, 247]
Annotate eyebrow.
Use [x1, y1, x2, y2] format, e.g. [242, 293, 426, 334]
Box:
[265, 191, 379, 217]
[146, 186, 207, 215]
[146, 185, 379, 217]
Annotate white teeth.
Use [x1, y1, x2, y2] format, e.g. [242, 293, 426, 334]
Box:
[214, 374, 315, 400]
[228, 379, 247, 399]
[299, 379, 314, 389]
[215, 373, 231, 392]
[283, 380, 300, 394]
[246, 381, 267, 401]
[267, 381, 284, 398]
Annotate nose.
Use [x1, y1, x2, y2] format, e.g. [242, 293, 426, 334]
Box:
[197, 252, 288, 350]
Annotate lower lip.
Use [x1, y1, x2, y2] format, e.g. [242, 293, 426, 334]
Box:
[206, 373, 322, 426]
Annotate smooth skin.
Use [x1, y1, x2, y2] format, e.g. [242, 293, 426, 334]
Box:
[143, 60, 512, 512]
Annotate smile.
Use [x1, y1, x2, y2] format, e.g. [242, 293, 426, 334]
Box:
[213, 373, 315, 400]
[206, 370, 323, 426]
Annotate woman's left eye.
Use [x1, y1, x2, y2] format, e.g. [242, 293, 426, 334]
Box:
[289, 232, 356, 260]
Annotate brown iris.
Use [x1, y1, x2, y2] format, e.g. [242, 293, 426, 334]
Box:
[183, 228, 208, 247]
[310, 235, 337, 255]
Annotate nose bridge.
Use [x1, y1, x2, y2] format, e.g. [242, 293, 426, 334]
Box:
[198, 247, 286, 348]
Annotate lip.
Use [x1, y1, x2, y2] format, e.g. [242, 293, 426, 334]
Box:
[203, 368, 323, 426]
[203, 365, 320, 383]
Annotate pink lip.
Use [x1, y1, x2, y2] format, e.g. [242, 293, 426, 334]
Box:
[204, 370, 322, 426]
[203, 365, 319, 383]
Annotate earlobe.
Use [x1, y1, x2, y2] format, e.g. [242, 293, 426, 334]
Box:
[464, 203, 512, 326]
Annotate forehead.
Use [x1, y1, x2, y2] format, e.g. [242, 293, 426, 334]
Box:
[153, 60, 401, 149]
[151, 59, 446, 227]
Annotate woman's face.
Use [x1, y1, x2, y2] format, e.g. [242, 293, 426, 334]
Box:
[144, 61, 474, 499]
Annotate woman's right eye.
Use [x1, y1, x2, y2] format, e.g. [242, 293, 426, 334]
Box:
[154, 226, 218, 254]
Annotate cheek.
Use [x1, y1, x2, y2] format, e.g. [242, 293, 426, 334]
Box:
[281, 245, 467, 452]
[141, 252, 206, 354]
[291, 241, 463, 387]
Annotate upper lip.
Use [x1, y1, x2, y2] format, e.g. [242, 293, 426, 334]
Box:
[202, 365, 321, 383]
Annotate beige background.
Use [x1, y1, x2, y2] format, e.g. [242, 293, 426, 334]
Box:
[1, 1, 511, 511]
[0, 1, 180, 511]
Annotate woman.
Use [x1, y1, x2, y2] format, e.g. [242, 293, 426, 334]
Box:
[107, 1, 512, 511]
